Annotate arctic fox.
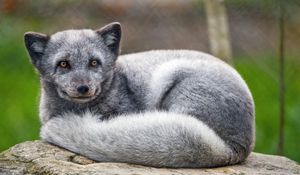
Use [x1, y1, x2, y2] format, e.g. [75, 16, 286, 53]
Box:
[24, 22, 255, 168]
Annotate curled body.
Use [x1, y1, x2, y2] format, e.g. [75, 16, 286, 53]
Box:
[25, 22, 255, 168]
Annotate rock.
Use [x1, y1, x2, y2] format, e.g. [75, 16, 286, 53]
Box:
[0, 141, 299, 175]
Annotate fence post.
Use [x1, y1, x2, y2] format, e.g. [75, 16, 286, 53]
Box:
[204, 0, 233, 64]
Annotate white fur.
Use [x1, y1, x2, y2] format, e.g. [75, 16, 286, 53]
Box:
[101, 111, 230, 156]
[41, 111, 232, 165]
[147, 59, 203, 108]
[51, 29, 96, 43]
[31, 42, 45, 53]
[146, 53, 253, 109]
[104, 34, 118, 46]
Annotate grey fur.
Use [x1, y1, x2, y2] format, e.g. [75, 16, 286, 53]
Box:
[24, 22, 255, 168]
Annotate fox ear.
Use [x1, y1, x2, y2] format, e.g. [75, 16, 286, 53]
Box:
[95, 22, 121, 55]
[24, 32, 49, 67]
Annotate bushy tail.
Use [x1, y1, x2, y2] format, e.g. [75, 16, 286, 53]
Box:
[41, 111, 234, 168]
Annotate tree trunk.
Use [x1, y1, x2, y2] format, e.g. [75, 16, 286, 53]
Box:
[204, 0, 233, 64]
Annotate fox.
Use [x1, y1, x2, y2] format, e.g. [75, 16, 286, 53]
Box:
[24, 22, 255, 168]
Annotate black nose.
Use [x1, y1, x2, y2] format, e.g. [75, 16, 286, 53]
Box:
[77, 85, 89, 94]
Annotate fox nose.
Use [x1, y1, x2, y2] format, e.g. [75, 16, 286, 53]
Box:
[77, 85, 89, 94]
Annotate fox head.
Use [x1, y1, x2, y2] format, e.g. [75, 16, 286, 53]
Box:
[24, 22, 121, 103]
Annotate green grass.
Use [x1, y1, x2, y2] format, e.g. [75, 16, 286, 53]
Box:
[0, 20, 40, 148]
[0, 17, 299, 163]
[235, 56, 300, 162]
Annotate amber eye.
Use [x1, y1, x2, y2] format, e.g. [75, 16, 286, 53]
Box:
[90, 60, 99, 67]
[58, 61, 69, 68]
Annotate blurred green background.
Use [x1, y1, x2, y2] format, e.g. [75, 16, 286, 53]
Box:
[0, 0, 299, 162]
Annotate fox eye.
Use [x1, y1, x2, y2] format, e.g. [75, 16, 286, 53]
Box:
[58, 61, 70, 69]
[90, 60, 100, 67]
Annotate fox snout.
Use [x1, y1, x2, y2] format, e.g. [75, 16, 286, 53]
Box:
[59, 83, 100, 103]
[66, 83, 98, 97]
[71, 84, 95, 97]
[55, 75, 102, 103]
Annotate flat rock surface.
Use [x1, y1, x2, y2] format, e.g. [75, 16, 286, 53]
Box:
[0, 140, 299, 175]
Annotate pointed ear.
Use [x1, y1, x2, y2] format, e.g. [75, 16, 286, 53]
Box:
[24, 32, 49, 67]
[95, 22, 121, 55]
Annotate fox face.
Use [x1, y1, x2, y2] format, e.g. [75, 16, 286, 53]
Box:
[24, 22, 121, 103]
